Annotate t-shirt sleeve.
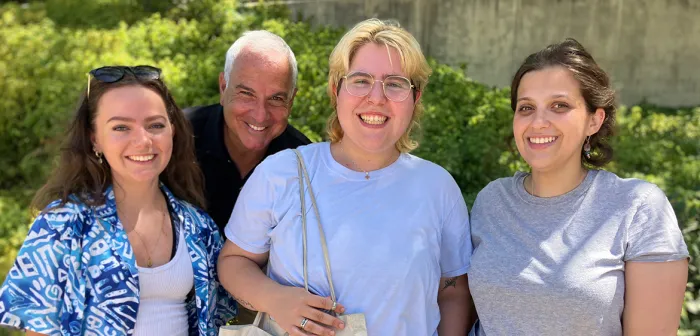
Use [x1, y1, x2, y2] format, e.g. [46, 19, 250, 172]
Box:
[624, 185, 689, 262]
[0, 204, 79, 335]
[224, 161, 279, 254]
[440, 193, 473, 278]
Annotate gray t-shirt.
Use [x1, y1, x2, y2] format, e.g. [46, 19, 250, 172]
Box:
[468, 169, 689, 336]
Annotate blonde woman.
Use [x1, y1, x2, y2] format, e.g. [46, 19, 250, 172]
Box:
[218, 19, 475, 336]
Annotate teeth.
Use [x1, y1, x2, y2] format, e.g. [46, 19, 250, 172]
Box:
[529, 136, 557, 144]
[247, 123, 266, 131]
[359, 114, 387, 125]
[128, 155, 155, 162]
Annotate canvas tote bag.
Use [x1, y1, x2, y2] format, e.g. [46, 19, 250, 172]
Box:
[219, 149, 368, 336]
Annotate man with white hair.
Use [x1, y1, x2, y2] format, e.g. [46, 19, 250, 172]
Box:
[185, 30, 310, 234]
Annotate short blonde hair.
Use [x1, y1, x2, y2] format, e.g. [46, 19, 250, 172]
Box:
[326, 19, 432, 153]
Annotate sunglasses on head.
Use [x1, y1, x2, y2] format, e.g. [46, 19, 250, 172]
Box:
[87, 65, 162, 97]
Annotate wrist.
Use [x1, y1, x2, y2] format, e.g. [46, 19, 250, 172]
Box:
[256, 279, 285, 313]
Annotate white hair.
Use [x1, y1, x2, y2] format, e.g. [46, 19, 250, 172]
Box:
[223, 30, 298, 93]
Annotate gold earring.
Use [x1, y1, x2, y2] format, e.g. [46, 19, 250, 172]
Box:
[93, 147, 103, 164]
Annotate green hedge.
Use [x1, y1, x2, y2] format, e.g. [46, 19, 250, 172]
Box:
[0, 0, 698, 334]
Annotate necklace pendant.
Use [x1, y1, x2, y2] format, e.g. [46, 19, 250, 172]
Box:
[146, 258, 153, 268]
[365, 172, 370, 180]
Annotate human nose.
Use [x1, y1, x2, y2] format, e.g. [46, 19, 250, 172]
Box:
[251, 99, 270, 123]
[367, 79, 387, 104]
[132, 126, 153, 148]
[531, 108, 550, 129]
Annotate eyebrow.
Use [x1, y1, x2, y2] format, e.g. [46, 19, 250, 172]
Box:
[236, 84, 288, 99]
[384, 73, 408, 78]
[516, 94, 570, 103]
[235, 84, 255, 92]
[106, 115, 167, 123]
[269, 91, 289, 99]
[350, 71, 408, 79]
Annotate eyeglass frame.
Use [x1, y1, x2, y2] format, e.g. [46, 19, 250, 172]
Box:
[86, 65, 162, 98]
[338, 72, 418, 102]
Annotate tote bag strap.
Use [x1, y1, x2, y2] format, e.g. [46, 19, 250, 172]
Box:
[292, 149, 337, 303]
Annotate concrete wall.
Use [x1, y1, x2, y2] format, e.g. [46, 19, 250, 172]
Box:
[278, 0, 700, 107]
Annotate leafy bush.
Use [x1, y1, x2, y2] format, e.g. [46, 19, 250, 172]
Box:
[0, 0, 698, 334]
[0, 189, 33, 284]
[612, 105, 700, 332]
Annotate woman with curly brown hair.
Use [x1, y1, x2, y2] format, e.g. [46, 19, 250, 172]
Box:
[468, 39, 688, 335]
[0, 66, 236, 336]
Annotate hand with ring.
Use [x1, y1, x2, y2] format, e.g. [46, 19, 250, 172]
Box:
[266, 286, 346, 336]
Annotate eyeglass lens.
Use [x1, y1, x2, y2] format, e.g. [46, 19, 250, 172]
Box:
[345, 72, 412, 101]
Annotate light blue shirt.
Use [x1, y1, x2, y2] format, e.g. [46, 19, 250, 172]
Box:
[226, 142, 472, 336]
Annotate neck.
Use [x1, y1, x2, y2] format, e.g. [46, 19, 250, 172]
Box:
[112, 178, 164, 228]
[527, 159, 588, 198]
[223, 127, 266, 178]
[331, 138, 400, 173]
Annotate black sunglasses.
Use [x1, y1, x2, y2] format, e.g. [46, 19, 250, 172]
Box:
[87, 65, 162, 97]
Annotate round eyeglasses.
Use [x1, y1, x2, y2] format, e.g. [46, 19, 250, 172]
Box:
[342, 72, 415, 102]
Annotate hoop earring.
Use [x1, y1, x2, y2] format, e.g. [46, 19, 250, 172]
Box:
[93, 147, 103, 164]
[583, 136, 592, 159]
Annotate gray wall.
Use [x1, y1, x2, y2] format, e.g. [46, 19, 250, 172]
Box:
[279, 0, 700, 107]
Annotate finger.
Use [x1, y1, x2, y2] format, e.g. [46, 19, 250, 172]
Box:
[303, 306, 345, 330]
[289, 326, 312, 336]
[307, 295, 346, 314]
[329, 300, 342, 313]
[300, 320, 335, 336]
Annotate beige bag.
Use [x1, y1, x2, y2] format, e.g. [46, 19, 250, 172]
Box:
[219, 149, 368, 336]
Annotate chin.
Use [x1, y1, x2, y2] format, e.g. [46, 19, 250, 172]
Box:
[241, 140, 270, 151]
[525, 159, 560, 173]
[126, 170, 164, 183]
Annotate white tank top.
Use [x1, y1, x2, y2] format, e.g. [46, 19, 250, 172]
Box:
[133, 229, 193, 336]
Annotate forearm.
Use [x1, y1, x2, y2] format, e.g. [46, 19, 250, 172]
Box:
[437, 291, 474, 336]
[217, 254, 283, 313]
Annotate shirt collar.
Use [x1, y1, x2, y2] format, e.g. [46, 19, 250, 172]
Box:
[92, 182, 190, 277]
[95, 182, 180, 222]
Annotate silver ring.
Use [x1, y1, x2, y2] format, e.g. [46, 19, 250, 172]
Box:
[300, 318, 309, 329]
[331, 301, 337, 312]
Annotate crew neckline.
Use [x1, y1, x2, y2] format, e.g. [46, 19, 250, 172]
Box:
[514, 169, 598, 206]
[319, 142, 405, 181]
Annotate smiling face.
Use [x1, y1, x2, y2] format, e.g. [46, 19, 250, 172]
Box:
[92, 85, 173, 187]
[219, 48, 295, 152]
[513, 66, 604, 173]
[335, 42, 420, 154]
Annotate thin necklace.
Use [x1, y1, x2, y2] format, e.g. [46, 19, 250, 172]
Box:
[121, 203, 168, 268]
[337, 142, 370, 180]
[527, 171, 587, 197]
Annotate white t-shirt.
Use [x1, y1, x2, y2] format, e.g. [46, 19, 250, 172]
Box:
[225, 142, 472, 336]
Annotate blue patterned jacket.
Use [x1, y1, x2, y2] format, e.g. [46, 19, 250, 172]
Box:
[0, 184, 237, 335]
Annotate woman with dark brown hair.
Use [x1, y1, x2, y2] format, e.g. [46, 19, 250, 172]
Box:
[467, 39, 688, 335]
[0, 66, 236, 336]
